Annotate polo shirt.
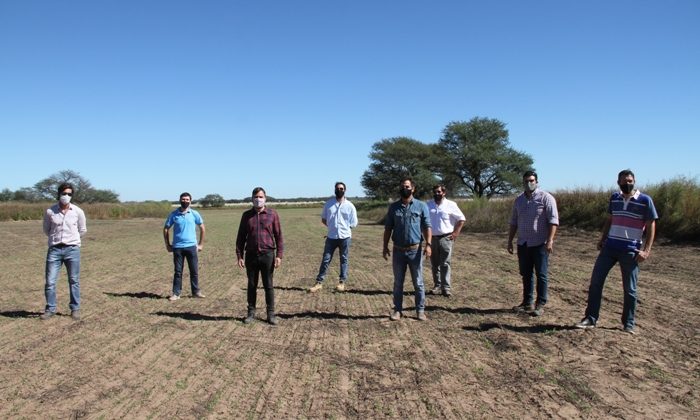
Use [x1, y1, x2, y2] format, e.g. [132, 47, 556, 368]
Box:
[164, 208, 203, 248]
[605, 190, 658, 252]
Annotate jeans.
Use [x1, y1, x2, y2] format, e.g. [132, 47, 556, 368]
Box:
[172, 246, 199, 296]
[584, 246, 639, 328]
[246, 251, 275, 311]
[316, 237, 351, 283]
[392, 246, 426, 312]
[430, 235, 454, 290]
[517, 243, 549, 306]
[45, 245, 81, 312]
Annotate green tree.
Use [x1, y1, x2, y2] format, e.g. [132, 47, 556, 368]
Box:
[437, 117, 534, 198]
[0, 188, 13, 201]
[199, 193, 225, 208]
[33, 169, 119, 203]
[361, 137, 439, 200]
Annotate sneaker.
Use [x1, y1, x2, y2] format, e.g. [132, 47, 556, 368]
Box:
[512, 302, 534, 313]
[267, 312, 278, 326]
[417, 311, 427, 321]
[39, 311, 55, 320]
[389, 311, 401, 321]
[192, 291, 206, 298]
[335, 283, 345, 292]
[575, 317, 596, 329]
[442, 289, 452, 297]
[532, 304, 545, 317]
[429, 287, 442, 295]
[243, 310, 255, 324]
[308, 283, 323, 293]
[168, 295, 180, 301]
[623, 325, 636, 335]
[70, 310, 81, 321]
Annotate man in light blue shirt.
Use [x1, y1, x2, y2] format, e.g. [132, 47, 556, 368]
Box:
[383, 177, 432, 321]
[309, 182, 358, 293]
[163, 192, 206, 301]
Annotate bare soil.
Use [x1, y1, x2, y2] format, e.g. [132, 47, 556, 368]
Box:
[0, 208, 698, 419]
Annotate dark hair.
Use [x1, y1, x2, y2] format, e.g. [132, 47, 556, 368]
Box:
[618, 169, 635, 180]
[432, 184, 446, 193]
[252, 187, 266, 197]
[334, 182, 346, 190]
[400, 177, 415, 188]
[179, 192, 192, 200]
[522, 171, 538, 181]
[57, 182, 74, 199]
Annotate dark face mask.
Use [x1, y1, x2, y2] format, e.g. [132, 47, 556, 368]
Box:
[620, 183, 635, 194]
[433, 193, 443, 202]
[180, 201, 190, 209]
[335, 189, 345, 199]
[399, 188, 412, 199]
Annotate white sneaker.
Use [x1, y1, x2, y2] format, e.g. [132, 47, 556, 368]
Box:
[308, 283, 323, 293]
[335, 283, 345, 292]
[168, 295, 180, 301]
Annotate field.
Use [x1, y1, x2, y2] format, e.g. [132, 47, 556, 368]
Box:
[1, 207, 698, 419]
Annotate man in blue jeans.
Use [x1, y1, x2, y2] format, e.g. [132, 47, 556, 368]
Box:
[507, 171, 559, 317]
[576, 169, 657, 334]
[163, 192, 206, 301]
[309, 182, 358, 293]
[41, 182, 87, 321]
[383, 177, 432, 321]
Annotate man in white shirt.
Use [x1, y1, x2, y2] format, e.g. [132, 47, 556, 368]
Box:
[427, 184, 466, 297]
[309, 182, 358, 293]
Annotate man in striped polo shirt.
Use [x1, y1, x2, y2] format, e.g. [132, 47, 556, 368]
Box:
[576, 169, 658, 334]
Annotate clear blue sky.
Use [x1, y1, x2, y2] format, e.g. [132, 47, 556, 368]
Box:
[1, 0, 698, 201]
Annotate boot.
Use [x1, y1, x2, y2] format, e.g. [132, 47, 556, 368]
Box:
[267, 310, 278, 326]
[243, 308, 255, 324]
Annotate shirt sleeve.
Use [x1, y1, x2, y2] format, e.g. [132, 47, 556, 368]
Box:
[349, 203, 358, 228]
[235, 212, 248, 259]
[43, 208, 51, 236]
[510, 199, 519, 227]
[545, 194, 559, 225]
[78, 208, 87, 236]
[273, 211, 284, 258]
[421, 202, 431, 229]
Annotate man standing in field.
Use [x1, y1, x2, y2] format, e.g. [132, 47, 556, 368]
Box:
[427, 184, 466, 297]
[575, 169, 658, 334]
[507, 171, 559, 316]
[163, 192, 206, 301]
[383, 177, 432, 321]
[308, 181, 358, 293]
[41, 182, 87, 321]
[236, 187, 284, 325]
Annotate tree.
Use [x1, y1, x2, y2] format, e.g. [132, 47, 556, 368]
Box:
[199, 193, 225, 208]
[33, 169, 119, 203]
[0, 188, 13, 202]
[437, 117, 534, 198]
[361, 137, 439, 200]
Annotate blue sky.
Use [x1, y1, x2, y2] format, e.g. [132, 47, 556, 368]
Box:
[1, 0, 698, 201]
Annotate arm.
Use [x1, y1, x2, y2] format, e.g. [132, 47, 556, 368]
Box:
[383, 228, 392, 260]
[43, 210, 51, 236]
[163, 227, 172, 253]
[637, 219, 656, 262]
[451, 220, 465, 240]
[349, 205, 358, 229]
[78, 209, 87, 237]
[235, 215, 247, 268]
[546, 224, 558, 254]
[321, 218, 328, 227]
[422, 227, 432, 257]
[597, 216, 613, 250]
[507, 224, 517, 254]
[273, 212, 284, 267]
[197, 224, 205, 251]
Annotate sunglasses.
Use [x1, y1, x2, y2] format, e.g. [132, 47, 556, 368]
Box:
[60, 192, 73, 197]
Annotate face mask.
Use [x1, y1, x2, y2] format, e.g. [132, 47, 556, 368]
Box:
[433, 193, 443, 202]
[335, 189, 345, 199]
[59, 195, 71, 205]
[253, 197, 265, 208]
[524, 181, 537, 192]
[399, 188, 412, 199]
[180, 201, 190, 209]
[620, 183, 635, 194]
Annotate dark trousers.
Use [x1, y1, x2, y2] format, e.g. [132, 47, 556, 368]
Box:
[173, 246, 199, 296]
[246, 251, 275, 311]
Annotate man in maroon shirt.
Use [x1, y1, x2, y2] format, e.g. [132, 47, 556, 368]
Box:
[236, 187, 284, 325]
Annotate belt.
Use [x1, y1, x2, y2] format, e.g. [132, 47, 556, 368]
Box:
[433, 233, 451, 238]
[52, 243, 73, 248]
[394, 243, 420, 251]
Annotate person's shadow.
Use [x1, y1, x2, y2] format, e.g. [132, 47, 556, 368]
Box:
[104, 291, 163, 299]
[0, 310, 42, 319]
[425, 305, 514, 315]
[462, 322, 579, 333]
[152, 311, 235, 321]
[277, 310, 387, 321]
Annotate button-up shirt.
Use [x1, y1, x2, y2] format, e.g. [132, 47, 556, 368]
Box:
[428, 198, 466, 236]
[236, 207, 284, 259]
[43, 203, 87, 247]
[322, 198, 358, 239]
[510, 188, 559, 247]
[385, 198, 431, 247]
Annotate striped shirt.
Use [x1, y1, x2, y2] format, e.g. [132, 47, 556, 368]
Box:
[236, 207, 284, 259]
[510, 188, 559, 247]
[605, 190, 658, 252]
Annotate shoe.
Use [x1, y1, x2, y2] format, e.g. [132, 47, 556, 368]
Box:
[430, 287, 442, 295]
[308, 283, 323, 293]
[442, 289, 452, 297]
[532, 304, 545, 317]
[168, 295, 180, 301]
[575, 317, 596, 329]
[192, 291, 206, 298]
[417, 311, 427, 321]
[623, 325, 636, 335]
[70, 310, 80, 321]
[243, 309, 255, 324]
[335, 283, 345, 292]
[267, 312, 278, 326]
[512, 302, 534, 313]
[39, 311, 55, 320]
[389, 311, 401, 321]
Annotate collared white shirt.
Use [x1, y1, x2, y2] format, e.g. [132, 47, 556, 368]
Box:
[43, 203, 87, 247]
[322, 198, 358, 239]
[428, 198, 466, 236]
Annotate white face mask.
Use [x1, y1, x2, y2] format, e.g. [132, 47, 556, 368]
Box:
[525, 181, 537, 192]
[59, 195, 71, 205]
[253, 197, 265, 208]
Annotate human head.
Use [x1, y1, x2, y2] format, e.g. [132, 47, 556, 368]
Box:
[179, 192, 192, 208]
[334, 182, 346, 199]
[522, 171, 538, 192]
[432, 184, 446, 202]
[399, 177, 415, 199]
[617, 169, 635, 194]
[252, 187, 266, 209]
[57, 182, 74, 203]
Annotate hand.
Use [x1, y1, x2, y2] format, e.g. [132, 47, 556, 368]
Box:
[166, 244, 173, 253]
[636, 250, 650, 262]
[197, 244, 204, 252]
[274, 257, 281, 268]
[383, 247, 390, 261]
[597, 239, 604, 251]
[507, 242, 514, 255]
[423, 245, 432, 257]
[546, 242, 554, 254]
[237, 258, 245, 268]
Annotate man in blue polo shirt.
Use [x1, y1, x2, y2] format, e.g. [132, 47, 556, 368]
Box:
[163, 192, 206, 301]
[383, 177, 432, 321]
[576, 169, 658, 334]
